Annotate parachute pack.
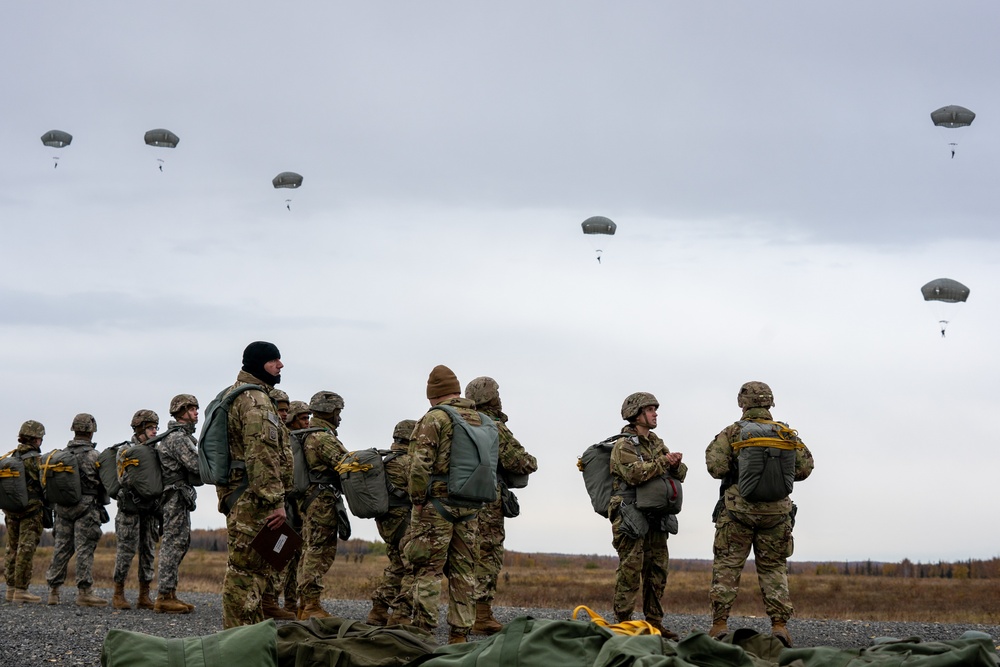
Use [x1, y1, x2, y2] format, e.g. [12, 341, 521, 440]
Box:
[289, 427, 327, 499]
[429, 404, 499, 507]
[732, 419, 804, 502]
[117, 442, 164, 500]
[40, 448, 83, 507]
[96, 442, 128, 499]
[578, 434, 625, 518]
[336, 448, 390, 519]
[0, 450, 37, 512]
[198, 383, 264, 485]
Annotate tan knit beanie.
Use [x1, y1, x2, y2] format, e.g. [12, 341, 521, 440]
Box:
[426, 365, 461, 399]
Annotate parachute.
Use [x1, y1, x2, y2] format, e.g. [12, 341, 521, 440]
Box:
[581, 216, 617, 264]
[41, 130, 72, 168]
[930, 106, 975, 158]
[144, 129, 178, 171]
[273, 172, 303, 210]
[921, 278, 970, 338]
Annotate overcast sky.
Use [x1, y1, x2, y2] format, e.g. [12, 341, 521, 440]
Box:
[3, 3, 999, 564]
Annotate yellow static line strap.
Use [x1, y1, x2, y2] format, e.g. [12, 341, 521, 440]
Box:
[732, 438, 804, 452]
[41, 451, 75, 487]
[0, 469, 21, 478]
[571, 605, 662, 636]
[576, 458, 585, 472]
[335, 461, 374, 475]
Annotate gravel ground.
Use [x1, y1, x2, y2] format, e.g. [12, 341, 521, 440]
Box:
[2, 585, 998, 666]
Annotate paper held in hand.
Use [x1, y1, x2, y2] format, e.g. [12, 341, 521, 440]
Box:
[249, 520, 303, 571]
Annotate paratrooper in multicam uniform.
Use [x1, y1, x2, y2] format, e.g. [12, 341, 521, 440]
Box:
[112, 409, 162, 611]
[365, 418, 417, 626]
[464, 376, 537, 636]
[151, 393, 202, 614]
[259, 388, 297, 620]
[4, 420, 46, 604]
[45, 413, 109, 607]
[608, 392, 686, 640]
[705, 381, 814, 648]
[295, 390, 349, 620]
[219, 341, 289, 629]
[279, 400, 312, 616]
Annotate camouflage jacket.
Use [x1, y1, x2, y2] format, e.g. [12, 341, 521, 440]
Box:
[408, 397, 483, 503]
[157, 420, 200, 491]
[6, 442, 43, 516]
[226, 369, 287, 509]
[706, 407, 814, 516]
[609, 426, 688, 516]
[481, 408, 538, 488]
[302, 416, 348, 495]
[384, 440, 411, 506]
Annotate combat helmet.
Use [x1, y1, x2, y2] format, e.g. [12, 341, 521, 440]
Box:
[269, 389, 290, 408]
[169, 394, 199, 416]
[392, 419, 417, 443]
[286, 400, 312, 425]
[18, 420, 46, 439]
[737, 381, 774, 409]
[621, 392, 659, 421]
[309, 391, 344, 413]
[71, 413, 97, 434]
[130, 409, 160, 431]
[465, 376, 500, 406]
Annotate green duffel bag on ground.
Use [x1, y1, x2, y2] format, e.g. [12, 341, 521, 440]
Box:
[101, 619, 277, 667]
[276, 617, 436, 667]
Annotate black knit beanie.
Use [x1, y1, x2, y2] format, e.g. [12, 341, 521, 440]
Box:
[242, 341, 281, 385]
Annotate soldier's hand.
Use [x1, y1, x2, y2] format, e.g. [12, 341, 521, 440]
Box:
[665, 452, 683, 469]
[265, 507, 287, 529]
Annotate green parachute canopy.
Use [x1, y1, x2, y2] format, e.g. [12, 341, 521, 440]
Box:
[930, 106, 976, 129]
[921, 278, 970, 303]
[581, 216, 617, 236]
[144, 129, 180, 148]
[272, 172, 303, 189]
[40, 130, 72, 148]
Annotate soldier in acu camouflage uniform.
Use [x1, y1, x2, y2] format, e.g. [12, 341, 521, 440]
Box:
[45, 413, 109, 607]
[405, 365, 491, 645]
[112, 409, 162, 611]
[280, 400, 312, 615]
[366, 418, 417, 626]
[705, 381, 814, 647]
[464, 377, 538, 636]
[152, 394, 202, 614]
[219, 341, 289, 629]
[259, 388, 296, 620]
[4, 421, 46, 604]
[609, 392, 687, 640]
[295, 390, 349, 620]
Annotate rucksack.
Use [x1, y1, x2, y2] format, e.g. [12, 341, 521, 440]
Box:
[97, 442, 128, 499]
[578, 434, 627, 517]
[117, 442, 164, 500]
[338, 448, 390, 519]
[0, 450, 36, 512]
[40, 448, 83, 506]
[430, 404, 499, 507]
[198, 383, 264, 485]
[733, 419, 803, 502]
[289, 427, 327, 498]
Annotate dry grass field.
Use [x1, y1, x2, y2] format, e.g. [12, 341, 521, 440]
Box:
[13, 545, 999, 625]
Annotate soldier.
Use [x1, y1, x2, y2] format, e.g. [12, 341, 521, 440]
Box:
[464, 377, 538, 635]
[45, 413, 109, 607]
[366, 418, 417, 626]
[405, 365, 496, 644]
[4, 421, 46, 604]
[705, 381, 814, 647]
[112, 409, 162, 610]
[152, 394, 201, 614]
[609, 392, 687, 640]
[260, 388, 296, 620]
[219, 341, 288, 629]
[279, 400, 312, 616]
[295, 390, 349, 620]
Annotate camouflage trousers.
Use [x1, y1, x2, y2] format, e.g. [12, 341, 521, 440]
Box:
[473, 497, 505, 605]
[46, 501, 103, 588]
[155, 489, 191, 592]
[219, 488, 275, 629]
[372, 506, 412, 613]
[611, 512, 670, 622]
[710, 510, 794, 623]
[113, 510, 158, 584]
[403, 501, 478, 631]
[3, 509, 43, 589]
[296, 493, 339, 602]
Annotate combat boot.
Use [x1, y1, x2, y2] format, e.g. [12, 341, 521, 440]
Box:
[366, 600, 390, 626]
[281, 596, 299, 616]
[771, 621, 793, 648]
[708, 617, 729, 640]
[137, 580, 155, 610]
[48, 586, 61, 605]
[154, 589, 192, 614]
[646, 618, 680, 640]
[76, 587, 108, 607]
[447, 627, 469, 644]
[174, 591, 195, 612]
[262, 594, 296, 620]
[12, 588, 41, 603]
[112, 581, 132, 610]
[5, 587, 13, 602]
[471, 602, 503, 635]
[297, 598, 331, 620]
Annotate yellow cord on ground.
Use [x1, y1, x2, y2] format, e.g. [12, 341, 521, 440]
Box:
[572, 605, 661, 636]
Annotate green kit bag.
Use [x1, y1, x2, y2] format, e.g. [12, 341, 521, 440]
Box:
[101, 619, 277, 667]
